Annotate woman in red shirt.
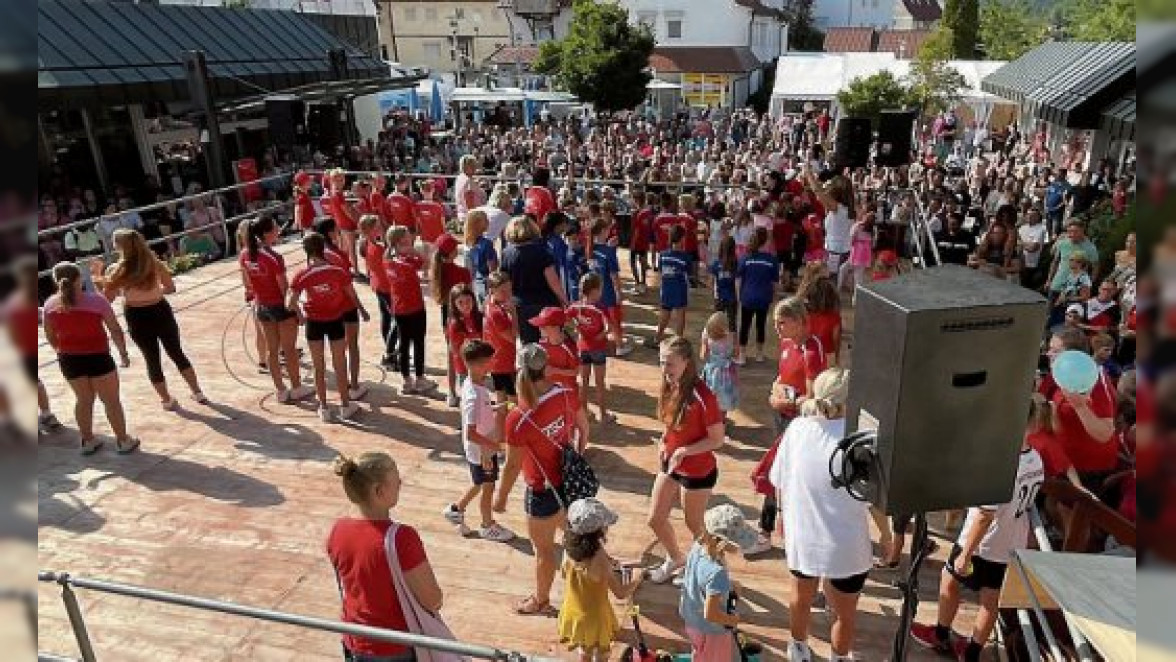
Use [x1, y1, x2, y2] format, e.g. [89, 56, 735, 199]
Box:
[292, 170, 317, 232]
[359, 214, 396, 369]
[647, 336, 726, 584]
[445, 283, 482, 387]
[429, 233, 473, 407]
[496, 344, 589, 616]
[316, 217, 369, 404]
[324, 168, 361, 280]
[240, 216, 312, 404]
[384, 225, 433, 395]
[799, 275, 842, 366]
[327, 452, 443, 661]
[289, 232, 367, 423]
[414, 180, 448, 247]
[42, 262, 139, 455]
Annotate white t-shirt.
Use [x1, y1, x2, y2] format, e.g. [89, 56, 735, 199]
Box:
[460, 378, 497, 464]
[824, 204, 853, 254]
[1017, 223, 1049, 269]
[769, 417, 872, 579]
[957, 448, 1045, 564]
[479, 205, 511, 244]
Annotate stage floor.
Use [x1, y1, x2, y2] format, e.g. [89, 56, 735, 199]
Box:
[36, 242, 974, 661]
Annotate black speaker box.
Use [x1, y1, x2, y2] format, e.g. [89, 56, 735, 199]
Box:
[834, 118, 872, 170]
[846, 265, 1048, 515]
[876, 109, 916, 167]
[266, 96, 305, 151]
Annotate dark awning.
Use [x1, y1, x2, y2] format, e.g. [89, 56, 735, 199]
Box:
[1101, 93, 1135, 142]
[38, 0, 392, 107]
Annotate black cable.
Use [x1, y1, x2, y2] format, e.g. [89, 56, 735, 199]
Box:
[829, 430, 876, 502]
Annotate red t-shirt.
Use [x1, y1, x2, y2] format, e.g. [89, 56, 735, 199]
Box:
[3, 296, 39, 358]
[484, 298, 517, 375]
[386, 193, 417, 231]
[662, 382, 723, 478]
[653, 213, 681, 252]
[777, 335, 827, 415]
[364, 240, 391, 295]
[291, 263, 353, 322]
[295, 190, 317, 230]
[541, 337, 580, 394]
[436, 262, 472, 302]
[681, 214, 700, 254]
[239, 248, 287, 307]
[325, 245, 353, 273]
[325, 191, 357, 231]
[43, 292, 113, 355]
[505, 385, 579, 490]
[1051, 374, 1118, 472]
[802, 214, 824, 254]
[326, 519, 426, 657]
[772, 217, 796, 255]
[524, 186, 556, 223]
[1027, 430, 1073, 478]
[370, 191, 389, 224]
[384, 253, 425, 315]
[806, 310, 841, 360]
[569, 302, 608, 353]
[415, 201, 446, 243]
[447, 316, 481, 375]
[631, 207, 654, 252]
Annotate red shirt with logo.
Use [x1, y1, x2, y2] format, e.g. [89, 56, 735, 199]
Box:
[1051, 374, 1118, 472]
[446, 315, 482, 376]
[653, 213, 681, 252]
[569, 302, 609, 353]
[325, 245, 353, 273]
[295, 190, 317, 230]
[541, 337, 580, 394]
[291, 263, 353, 322]
[505, 385, 579, 490]
[414, 201, 446, 243]
[386, 192, 417, 231]
[662, 382, 723, 478]
[43, 292, 114, 355]
[370, 191, 389, 224]
[364, 240, 391, 295]
[631, 207, 654, 252]
[384, 253, 425, 315]
[484, 298, 517, 375]
[325, 191, 357, 231]
[776, 335, 827, 416]
[806, 310, 841, 361]
[239, 247, 287, 307]
[681, 213, 700, 254]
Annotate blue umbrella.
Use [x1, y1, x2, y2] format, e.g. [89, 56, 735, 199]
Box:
[430, 80, 444, 124]
[407, 86, 419, 114]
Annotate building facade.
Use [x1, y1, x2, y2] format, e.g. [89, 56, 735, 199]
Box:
[810, 0, 896, 29]
[376, 0, 512, 82]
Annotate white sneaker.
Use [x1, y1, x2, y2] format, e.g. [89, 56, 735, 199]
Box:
[442, 504, 465, 525]
[743, 535, 773, 556]
[787, 640, 813, 662]
[289, 385, 315, 401]
[79, 438, 104, 456]
[337, 402, 361, 421]
[318, 406, 336, 423]
[479, 523, 516, 543]
[414, 377, 437, 392]
[348, 385, 368, 401]
[401, 379, 418, 395]
[648, 559, 680, 584]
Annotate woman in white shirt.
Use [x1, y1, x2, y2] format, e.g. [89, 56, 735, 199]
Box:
[769, 368, 870, 662]
[805, 169, 854, 280]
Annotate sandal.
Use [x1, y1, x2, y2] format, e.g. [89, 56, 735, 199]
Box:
[514, 595, 556, 616]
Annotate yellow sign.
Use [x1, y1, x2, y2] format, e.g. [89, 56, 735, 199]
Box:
[681, 73, 727, 108]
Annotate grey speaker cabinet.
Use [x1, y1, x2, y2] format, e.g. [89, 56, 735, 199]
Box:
[847, 265, 1048, 515]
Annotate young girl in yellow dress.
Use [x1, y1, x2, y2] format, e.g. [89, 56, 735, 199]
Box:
[558, 498, 643, 661]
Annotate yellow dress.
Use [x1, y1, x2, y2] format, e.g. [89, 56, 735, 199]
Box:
[557, 555, 620, 653]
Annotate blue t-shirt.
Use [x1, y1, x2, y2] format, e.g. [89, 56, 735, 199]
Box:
[467, 236, 497, 282]
[737, 251, 780, 310]
[659, 250, 691, 309]
[709, 259, 737, 305]
[1045, 181, 1071, 213]
[546, 234, 568, 285]
[589, 243, 621, 307]
[564, 240, 586, 302]
[679, 542, 732, 636]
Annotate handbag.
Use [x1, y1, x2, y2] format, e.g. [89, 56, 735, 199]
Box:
[523, 387, 599, 508]
[384, 522, 470, 662]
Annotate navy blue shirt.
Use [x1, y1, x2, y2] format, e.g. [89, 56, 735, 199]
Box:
[709, 259, 737, 304]
[502, 239, 560, 307]
[467, 236, 497, 283]
[589, 243, 621, 307]
[737, 251, 780, 310]
[659, 249, 692, 310]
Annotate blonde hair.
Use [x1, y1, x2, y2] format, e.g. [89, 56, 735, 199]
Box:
[773, 296, 808, 323]
[799, 368, 850, 418]
[107, 229, 166, 292]
[704, 312, 729, 339]
[358, 214, 382, 237]
[333, 452, 397, 505]
[464, 209, 489, 246]
[504, 216, 540, 244]
[385, 225, 412, 258]
[459, 154, 478, 173]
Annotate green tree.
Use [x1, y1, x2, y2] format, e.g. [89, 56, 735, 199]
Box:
[532, 0, 655, 113]
[836, 71, 911, 124]
[920, 25, 956, 61]
[942, 0, 979, 58]
[781, 0, 825, 51]
[907, 55, 968, 115]
[1061, 0, 1135, 41]
[979, 0, 1049, 60]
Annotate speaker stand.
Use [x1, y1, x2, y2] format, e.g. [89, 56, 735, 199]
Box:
[890, 512, 930, 662]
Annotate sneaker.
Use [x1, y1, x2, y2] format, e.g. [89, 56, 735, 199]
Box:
[318, 406, 336, 423]
[380, 355, 396, 370]
[337, 402, 361, 421]
[446, 393, 460, 408]
[910, 623, 954, 655]
[733, 354, 746, 366]
[786, 640, 813, 662]
[348, 385, 369, 401]
[456, 523, 473, 537]
[191, 392, 210, 405]
[38, 413, 63, 433]
[79, 438, 104, 456]
[414, 377, 437, 393]
[647, 559, 680, 584]
[289, 385, 315, 401]
[275, 389, 292, 404]
[161, 398, 178, 411]
[479, 523, 516, 543]
[115, 436, 141, 455]
[401, 380, 419, 395]
[442, 504, 465, 525]
[743, 534, 773, 556]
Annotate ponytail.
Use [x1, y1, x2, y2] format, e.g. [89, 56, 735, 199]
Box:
[52, 262, 82, 309]
[246, 215, 276, 264]
[429, 248, 447, 305]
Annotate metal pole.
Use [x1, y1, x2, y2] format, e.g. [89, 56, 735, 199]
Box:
[1028, 509, 1095, 662]
[56, 577, 97, 662]
[213, 194, 231, 254]
[184, 50, 228, 190]
[79, 109, 109, 197]
[1013, 610, 1044, 662]
[1010, 552, 1066, 662]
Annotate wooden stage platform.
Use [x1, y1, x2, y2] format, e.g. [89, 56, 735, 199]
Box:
[36, 242, 975, 661]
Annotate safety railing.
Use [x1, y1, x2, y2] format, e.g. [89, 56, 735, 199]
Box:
[39, 571, 560, 662]
[318, 168, 760, 192]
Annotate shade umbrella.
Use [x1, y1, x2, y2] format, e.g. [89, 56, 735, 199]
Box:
[430, 80, 444, 124]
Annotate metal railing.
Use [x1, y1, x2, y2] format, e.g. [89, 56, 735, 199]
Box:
[318, 168, 760, 192]
[39, 571, 559, 662]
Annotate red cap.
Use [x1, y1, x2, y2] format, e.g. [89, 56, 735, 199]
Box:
[293, 170, 312, 187]
[434, 233, 459, 256]
[529, 306, 566, 328]
[878, 249, 898, 266]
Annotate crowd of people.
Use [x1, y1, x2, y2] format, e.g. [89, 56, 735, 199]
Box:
[26, 105, 1140, 662]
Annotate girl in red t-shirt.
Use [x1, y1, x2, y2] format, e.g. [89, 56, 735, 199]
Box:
[317, 217, 370, 405]
[647, 336, 726, 584]
[384, 225, 433, 395]
[358, 214, 396, 368]
[289, 232, 368, 423]
[292, 170, 317, 232]
[497, 344, 590, 616]
[429, 233, 473, 406]
[42, 262, 139, 455]
[327, 452, 443, 659]
[484, 271, 519, 404]
[530, 306, 581, 406]
[799, 275, 842, 367]
[445, 284, 483, 383]
[324, 169, 361, 279]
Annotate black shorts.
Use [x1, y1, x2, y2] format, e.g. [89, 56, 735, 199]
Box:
[947, 545, 1007, 592]
[341, 308, 360, 324]
[660, 460, 719, 491]
[491, 372, 517, 396]
[305, 317, 346, 343]
[23, 355, 38, 384]
[525, 486, 566, 519]
[59, 353, 117, 381]
[469, 455, 501, 486]
[790, 569, 870, 594]
[579, 350, 608, 366]
[255, 304, 294, 323]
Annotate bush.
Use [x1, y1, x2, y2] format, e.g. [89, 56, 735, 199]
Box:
[1079, 199, 1134, 277]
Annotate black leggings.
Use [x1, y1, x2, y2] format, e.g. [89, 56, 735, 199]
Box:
[739, 305, 769, 347]
[394, 309, 427, 379]
[375, 292, 398, 359]
[759, 493, 777, 535]
[124, 299, 191, 384]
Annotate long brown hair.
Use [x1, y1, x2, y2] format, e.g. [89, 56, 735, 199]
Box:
[52, 262, 82, 309]
[107, 229, 166, 291]
[658, 336, 700, 429]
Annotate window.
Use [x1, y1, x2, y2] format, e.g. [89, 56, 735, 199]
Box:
[403, 6, 416, 21]
[425, 7, 438, 21]
[636, 11, 656, 28]
[667, 19, 682, 39]
[423, 41, 443, 60]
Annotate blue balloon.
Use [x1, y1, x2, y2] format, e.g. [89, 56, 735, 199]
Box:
[1051, 350, 1099, 394]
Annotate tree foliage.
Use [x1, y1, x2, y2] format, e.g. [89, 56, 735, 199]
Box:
[836, 71, 911, 125]
[532, 0, 655, 113]
[920, 25, 956, 61]
[978, 0, 1049, 61]
[1060, 0, 1135, 42]
[781, 0, 825, 51]
[942, 0, 979, 58]
[907, 54, 968, 115]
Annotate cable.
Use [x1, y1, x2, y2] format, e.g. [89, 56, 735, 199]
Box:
[828, 430, 877, 502]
